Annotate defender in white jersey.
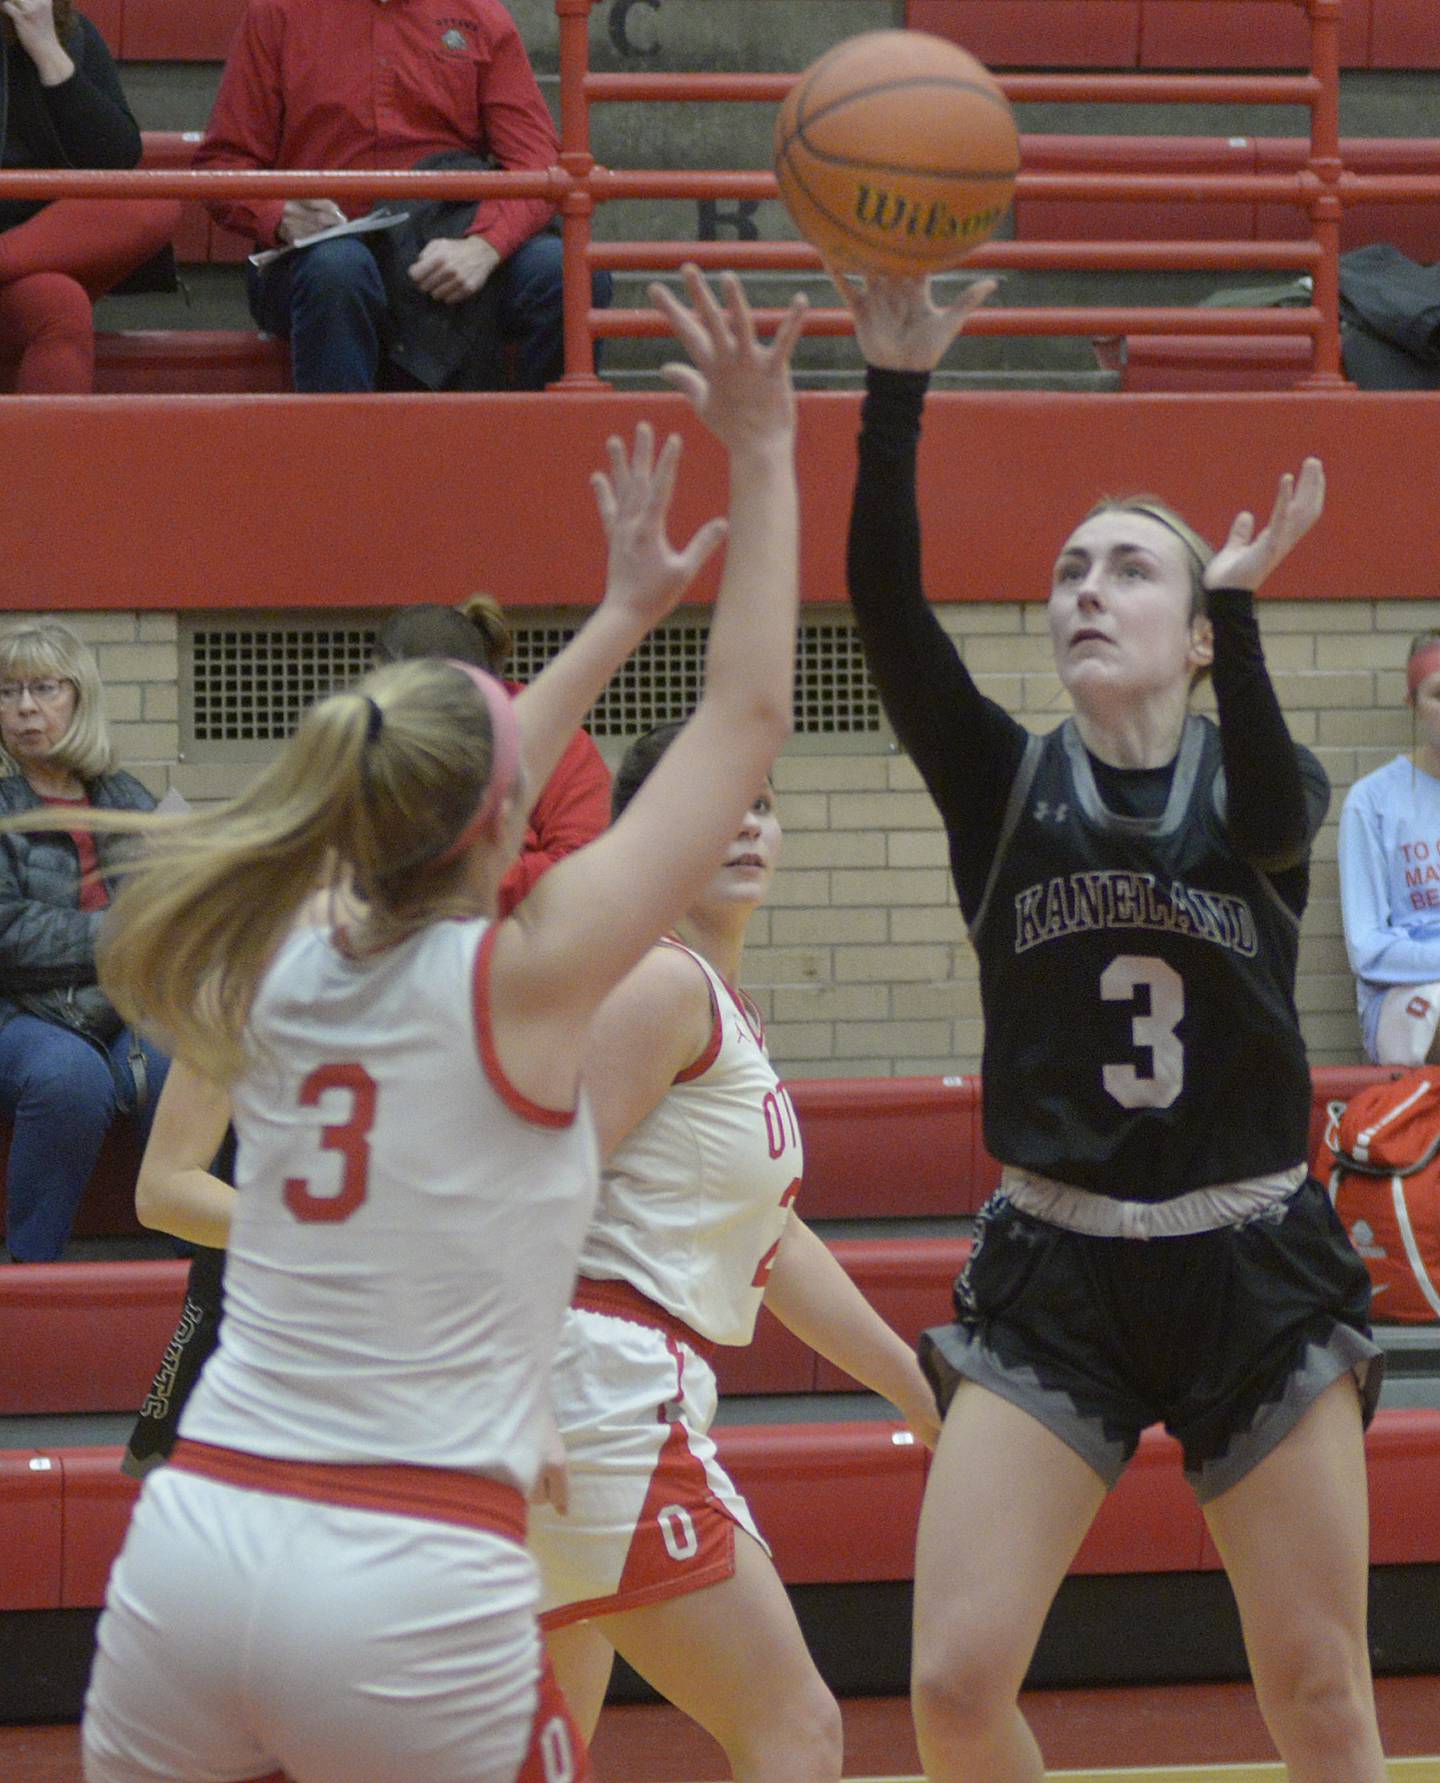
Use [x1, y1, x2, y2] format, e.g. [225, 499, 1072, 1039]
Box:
[29, 267, 809, 1783]
[532, 726, 942, 1783]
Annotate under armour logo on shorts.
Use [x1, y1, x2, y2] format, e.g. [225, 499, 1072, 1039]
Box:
[1408, 994, 1434, 1020]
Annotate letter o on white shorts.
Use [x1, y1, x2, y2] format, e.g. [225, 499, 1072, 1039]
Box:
[530, 1307, 765, 1627]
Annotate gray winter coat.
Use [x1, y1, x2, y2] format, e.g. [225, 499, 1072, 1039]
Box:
[0, 768, 155, 1042]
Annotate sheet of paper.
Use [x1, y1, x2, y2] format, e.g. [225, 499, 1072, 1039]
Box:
[248, 209, 408, 270]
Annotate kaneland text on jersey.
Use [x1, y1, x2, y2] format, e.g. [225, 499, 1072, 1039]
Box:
[1014, 869, 1259, 958]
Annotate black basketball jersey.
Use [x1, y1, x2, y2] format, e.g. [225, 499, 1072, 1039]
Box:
[972, 714, 1312, 1201]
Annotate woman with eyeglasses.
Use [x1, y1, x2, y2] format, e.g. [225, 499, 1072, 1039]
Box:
[0, 619, 170, 1260]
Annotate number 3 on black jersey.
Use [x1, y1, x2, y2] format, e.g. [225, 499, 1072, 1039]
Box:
[283, 1063, 378, 1222]
[1100, 955, 1184, 1110]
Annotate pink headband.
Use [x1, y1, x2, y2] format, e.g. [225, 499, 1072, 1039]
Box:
[432, 660, 521, 867]
[1408, 643, 1440, 700]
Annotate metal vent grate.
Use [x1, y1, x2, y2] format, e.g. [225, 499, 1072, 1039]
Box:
[509, 619, 883, 739]
[191, 627, 379, 744]
[186, 616, 882, 745]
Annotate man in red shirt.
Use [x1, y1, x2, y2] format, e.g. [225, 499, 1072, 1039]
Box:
[196, 0, 611, 391]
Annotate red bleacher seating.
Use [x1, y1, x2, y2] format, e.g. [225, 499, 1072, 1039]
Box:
[789, 1075, 990, 1220]
[1367, 0, 1440, 69]
[0, 1260, 186, 1415]
[89, 0, 246, 63]
[1138, 0, 1371, 70]
[1113, 335, 1314, 394]
[909, 1, 1143, 67]
[0, 1452, 63, 1611]
[93, 330, 290, 396]
[1013, 136, 1440, 265]
[1015, 136, 1258, 243]
[0, 1065, 1395, 1418]
[0, 1064, 1394, 1263]
[909, 0, 1427, 69]
[116, 131, 1440, 396]
[1011, 136, 1440, 392]
[715, 1237, 974, 1396]
[6, 1410, 1436, 1611]
[0, 1121, 143, 1244]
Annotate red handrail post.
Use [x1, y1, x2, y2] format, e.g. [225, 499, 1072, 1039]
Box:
[1299, 0, 1352, 388]
[552, 0, 607, 389]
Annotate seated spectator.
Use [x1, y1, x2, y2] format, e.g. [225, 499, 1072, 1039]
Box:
[195, 0, 613, 394]
[1339, 628, 1440, 1064]
[0, 1, 180, 394]
[0, 621, 169, 1260]
[375, 596, 611, 912]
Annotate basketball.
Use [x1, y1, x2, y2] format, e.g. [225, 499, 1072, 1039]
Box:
[773, 30, 1019, 276]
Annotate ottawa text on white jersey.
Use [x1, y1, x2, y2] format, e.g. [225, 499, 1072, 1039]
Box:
[180, 920, 598, 1494]
[576, 939, 802, 1346]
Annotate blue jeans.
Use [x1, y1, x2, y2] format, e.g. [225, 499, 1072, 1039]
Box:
[0, 1015, 170, 1261]
[248, 232, 614, 393]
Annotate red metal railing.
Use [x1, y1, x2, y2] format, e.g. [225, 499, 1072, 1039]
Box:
[4, 0, 1438, 390]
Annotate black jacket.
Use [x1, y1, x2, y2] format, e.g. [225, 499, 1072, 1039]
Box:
[0, 13, 141, 232]
[0, 767, 155, 1041]
[369, 151, 529, 392]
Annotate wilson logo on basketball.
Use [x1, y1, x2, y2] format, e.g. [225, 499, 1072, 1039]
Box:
[854, 185, 1006, 244]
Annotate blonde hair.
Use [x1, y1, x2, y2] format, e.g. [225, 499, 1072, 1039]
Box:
[0, 621, 117, 781]
[1, 659, 506, 1082]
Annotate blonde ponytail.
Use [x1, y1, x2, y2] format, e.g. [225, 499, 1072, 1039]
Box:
[2, 660, 505, 1082]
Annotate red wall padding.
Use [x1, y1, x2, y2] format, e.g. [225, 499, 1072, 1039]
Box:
[5, 392, 1439, 610]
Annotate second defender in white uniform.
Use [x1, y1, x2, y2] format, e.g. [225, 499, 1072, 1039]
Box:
[533, 728, 941, 1783]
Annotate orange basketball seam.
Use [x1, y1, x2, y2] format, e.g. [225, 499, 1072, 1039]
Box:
[776, 75, 1016, 161]
[781, 143, 1018, 182]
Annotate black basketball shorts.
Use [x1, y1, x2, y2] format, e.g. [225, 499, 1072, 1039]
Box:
[920, 1178, 1384, 1503]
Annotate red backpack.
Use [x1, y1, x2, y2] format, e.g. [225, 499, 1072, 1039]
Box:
[1317, 1068, 1440, 1323]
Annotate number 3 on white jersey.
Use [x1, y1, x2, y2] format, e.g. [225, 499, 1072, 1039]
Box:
[1100, 954, 1184, 1109]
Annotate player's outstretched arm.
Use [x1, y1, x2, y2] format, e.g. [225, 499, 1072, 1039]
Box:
[134, 1060, 235, 1250]
[1204, 458, 1325, 594]
[764, 1215, 941, 1448]
[829, 267, 997, 373]
[493, 268, 802, 1107]
[510, 421, 728, 814]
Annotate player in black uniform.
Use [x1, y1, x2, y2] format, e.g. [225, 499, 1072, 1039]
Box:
[835, 270, 1385, 1783]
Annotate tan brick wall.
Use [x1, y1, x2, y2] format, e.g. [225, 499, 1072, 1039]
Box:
[46, 601, 1433, 1078]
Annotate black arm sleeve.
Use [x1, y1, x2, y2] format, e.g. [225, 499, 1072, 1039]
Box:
[1207, 585, 1329, 872]
[39, 18, 142, 169]
[847, 367, 1030, 919]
